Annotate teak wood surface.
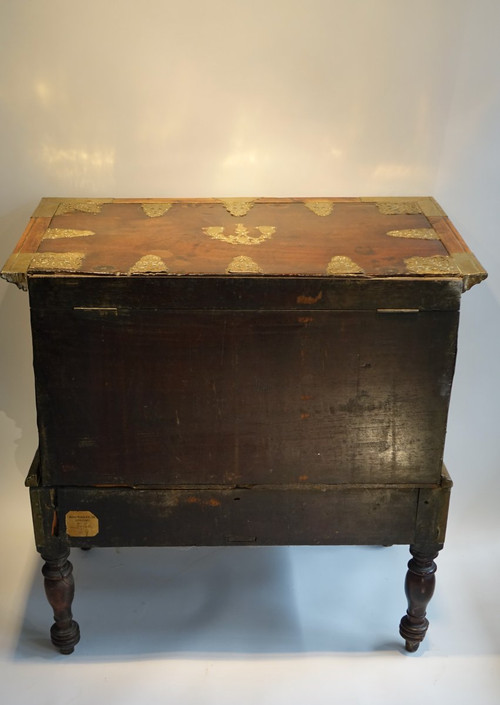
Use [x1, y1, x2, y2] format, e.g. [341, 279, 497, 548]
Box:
[1, 196, 486, 287]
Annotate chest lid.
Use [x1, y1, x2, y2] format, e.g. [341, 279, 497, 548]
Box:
[1, 196, 486, 291]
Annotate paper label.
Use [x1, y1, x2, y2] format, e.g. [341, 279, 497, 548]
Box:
[65, 510, 99, 537]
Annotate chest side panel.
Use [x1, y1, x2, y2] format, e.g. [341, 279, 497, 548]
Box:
[31, 303, 458, 487]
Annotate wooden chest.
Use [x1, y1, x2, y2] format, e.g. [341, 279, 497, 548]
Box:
[2, 196, 486, 654]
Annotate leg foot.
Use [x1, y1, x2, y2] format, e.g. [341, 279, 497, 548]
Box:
[399, 546, 438, 652]
[404, 639, 421, 653]
[41, 549, 80, 654]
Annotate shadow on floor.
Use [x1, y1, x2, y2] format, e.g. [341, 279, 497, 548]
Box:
[14, 544, 411, 661]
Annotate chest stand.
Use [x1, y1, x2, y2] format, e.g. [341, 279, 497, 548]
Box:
[28, 458, 451, 655]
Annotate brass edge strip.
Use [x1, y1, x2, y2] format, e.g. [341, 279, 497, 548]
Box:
[416, 198, 447, 217]
[0, 252, 35, 290]
[430, 216, 478, 256]
[451, 252, 488, 291]
[360, 196, 446, 217]
[404, 253, 487, 291]
[32, 198, 64, 218]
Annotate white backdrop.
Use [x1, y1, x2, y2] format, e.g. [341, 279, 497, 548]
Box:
[1, 2, 499, 704]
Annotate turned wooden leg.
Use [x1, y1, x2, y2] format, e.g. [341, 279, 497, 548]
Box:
[399, 546, 438, 652]
[41, 549, 80, 654]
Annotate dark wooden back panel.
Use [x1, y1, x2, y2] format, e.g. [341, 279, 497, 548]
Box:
[31, 295, 458, 487]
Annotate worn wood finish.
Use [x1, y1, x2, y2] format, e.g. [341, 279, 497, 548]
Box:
[41, 549, 80, 654]
[29, 471, 450, 551]
[31, 201, 450, 276]
[28, 274, 463, 312]
[0, 196, 486, 653]
[399, 547, 439, 652]
[32, 306, 458, 487]
[56, 485, 419, 547]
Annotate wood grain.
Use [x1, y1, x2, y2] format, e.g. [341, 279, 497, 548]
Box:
[56, 485, 418, 547]
[32, 304, 458, 487]
[28, 274, 462, 311]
